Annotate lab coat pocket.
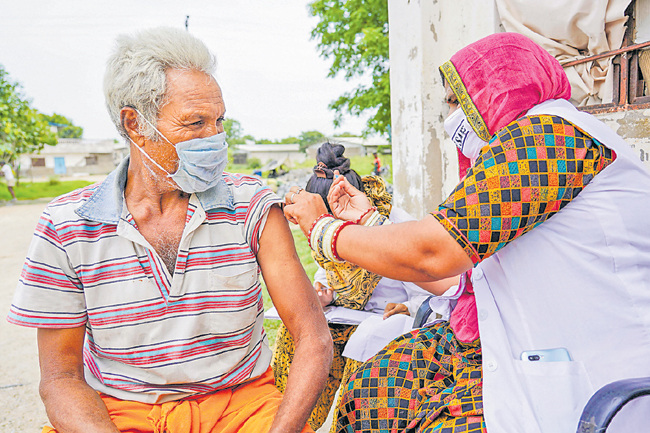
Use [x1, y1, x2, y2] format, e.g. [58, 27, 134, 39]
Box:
[513, 358, 594, 432]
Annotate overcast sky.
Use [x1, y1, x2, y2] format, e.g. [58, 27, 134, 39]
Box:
[0, 0, 371, 141]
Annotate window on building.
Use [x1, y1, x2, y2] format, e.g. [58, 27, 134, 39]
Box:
[31, 158, 45, 167]
[85, 155, 98, 165]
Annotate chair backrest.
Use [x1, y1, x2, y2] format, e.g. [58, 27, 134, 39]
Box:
[412, 296, 434, 329]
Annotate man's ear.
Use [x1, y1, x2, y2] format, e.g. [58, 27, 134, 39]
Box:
[120, 107, 142, 143]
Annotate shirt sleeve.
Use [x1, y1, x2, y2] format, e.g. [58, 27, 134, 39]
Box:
[433, 114, 616, 265]
[7, 207, 87, 328]
[244, 185, 283, 255]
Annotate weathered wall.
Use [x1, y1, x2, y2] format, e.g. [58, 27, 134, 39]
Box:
[595, 109, 650, 170]
[389, 1, 650, 219]
[388, 0, 502, 218]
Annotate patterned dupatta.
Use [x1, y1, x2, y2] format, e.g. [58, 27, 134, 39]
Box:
[439, 32, 571, 142]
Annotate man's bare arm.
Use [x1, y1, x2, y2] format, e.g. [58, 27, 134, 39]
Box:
[38, 326, 120, 433]
[257, 205, 333, 433]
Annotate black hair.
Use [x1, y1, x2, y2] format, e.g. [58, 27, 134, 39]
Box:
[305, 141, 362, 213]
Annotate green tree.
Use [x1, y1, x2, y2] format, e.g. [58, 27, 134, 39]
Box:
[0, 65, 57, 174]
[223, 118, 246, 145]
[40, 112, 83, 138]
[278, 136, 300, 144]
[298, 130, 326, 152]
[309, 0, 390, 136]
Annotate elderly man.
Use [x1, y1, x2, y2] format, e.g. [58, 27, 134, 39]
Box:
[8, 27, 332, 433]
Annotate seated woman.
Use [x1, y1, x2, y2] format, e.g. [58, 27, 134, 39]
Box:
[272, 142, 459, 431]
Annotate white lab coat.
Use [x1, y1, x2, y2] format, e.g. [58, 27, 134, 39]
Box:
[476, 100, 650, 432]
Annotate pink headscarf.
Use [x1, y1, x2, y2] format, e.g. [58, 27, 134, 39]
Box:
[449, 32, 571, 138]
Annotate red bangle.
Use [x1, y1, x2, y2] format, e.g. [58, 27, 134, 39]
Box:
[307, 214, 333, 249]
[331, 221, 355, 262]
[355, 207, 377, 225]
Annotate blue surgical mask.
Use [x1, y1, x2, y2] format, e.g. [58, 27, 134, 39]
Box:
[128, 111, 229, 193]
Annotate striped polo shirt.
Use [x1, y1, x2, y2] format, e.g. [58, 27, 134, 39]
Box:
[7, 157, 282, 403]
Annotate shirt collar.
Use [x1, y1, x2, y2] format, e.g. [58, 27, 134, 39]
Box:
[75, 156, 234, 224]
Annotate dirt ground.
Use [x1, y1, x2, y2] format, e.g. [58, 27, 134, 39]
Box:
[0, 202, 51, 432]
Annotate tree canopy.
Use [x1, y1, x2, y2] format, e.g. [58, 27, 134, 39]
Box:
[40, 113, 83, 138]
[309, 0, 390, 137]
[0, 65, 57, 163]
[298, 130, 326, 152]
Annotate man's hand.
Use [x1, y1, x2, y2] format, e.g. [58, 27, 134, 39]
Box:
[383, 303, 410, 320]
[327, 172, 372, 222]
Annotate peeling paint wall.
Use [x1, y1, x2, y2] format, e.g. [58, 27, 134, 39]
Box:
[387, 0, 502, 218]
[594, 110, 650, 170]
[388, 1, 650, 220]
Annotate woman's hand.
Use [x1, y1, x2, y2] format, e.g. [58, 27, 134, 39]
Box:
[314, 281, 334, 308]
[383, 303, 410, 320]
[327, 171, 372, 222]
[283, 187, 329, 236]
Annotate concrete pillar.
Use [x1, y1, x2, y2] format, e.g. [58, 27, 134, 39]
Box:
[388, 0, 502, 218]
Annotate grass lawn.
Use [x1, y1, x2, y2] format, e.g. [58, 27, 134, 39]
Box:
[262, 225, 317, 348]
[0, 179, 94, 201]
[227, 153, 393, 185]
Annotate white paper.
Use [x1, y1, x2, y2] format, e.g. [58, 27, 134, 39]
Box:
[264, 305, 381, 325]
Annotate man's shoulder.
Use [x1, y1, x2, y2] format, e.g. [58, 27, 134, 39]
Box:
[221, 172, 276, 202]
[46, 182, 102, 219]
[222, 172, 264, 188]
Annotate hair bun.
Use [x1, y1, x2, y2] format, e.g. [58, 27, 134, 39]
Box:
[314, 141, 351, 178]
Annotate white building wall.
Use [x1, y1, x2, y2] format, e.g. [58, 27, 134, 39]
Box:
[594, 109, 650, 169]
[248, 151, 306, 166]
[389, 0, 650, 218]
[387, 0, 502, 218]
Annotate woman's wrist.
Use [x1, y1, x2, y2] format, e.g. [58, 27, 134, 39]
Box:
[356, 206, 377, 225]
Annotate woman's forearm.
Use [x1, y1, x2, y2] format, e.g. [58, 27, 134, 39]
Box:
[335, 216, 473, 283]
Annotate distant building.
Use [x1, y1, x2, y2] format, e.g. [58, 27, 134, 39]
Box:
[236, 143, 306, 165]
[18, 138, 128, 177]
[306, 137, 390, 159]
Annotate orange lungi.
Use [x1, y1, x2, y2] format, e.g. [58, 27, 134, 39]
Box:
[42, 368, 313, 433]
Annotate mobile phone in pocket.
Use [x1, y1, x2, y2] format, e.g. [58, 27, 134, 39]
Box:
[520, 347, 571, 362]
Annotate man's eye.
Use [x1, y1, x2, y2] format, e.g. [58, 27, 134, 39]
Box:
[191, 120, 204, 126]
[217, 116, 225, 124]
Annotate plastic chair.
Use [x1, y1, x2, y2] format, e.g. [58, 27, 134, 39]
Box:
[576, 377, 650, 432]
[412, 295, 434, 329]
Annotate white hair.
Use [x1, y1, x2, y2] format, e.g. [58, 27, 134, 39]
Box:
[104, 27, 217, 140]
